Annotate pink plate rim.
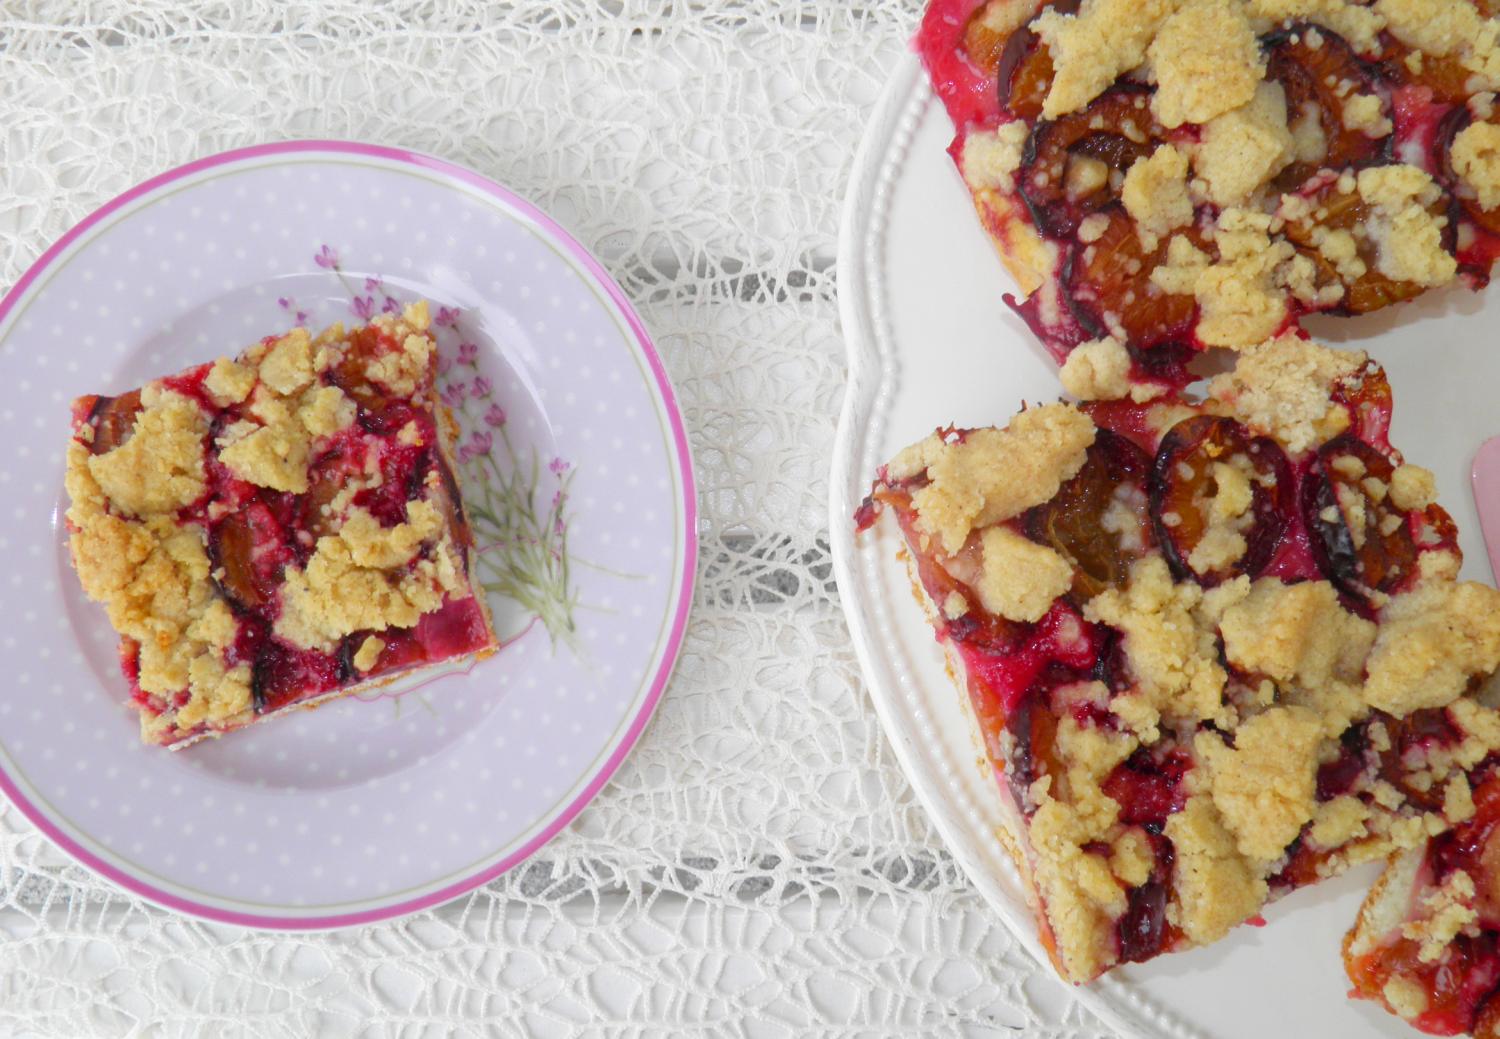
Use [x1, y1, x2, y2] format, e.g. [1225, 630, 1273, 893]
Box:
[0, 139, 699, 931]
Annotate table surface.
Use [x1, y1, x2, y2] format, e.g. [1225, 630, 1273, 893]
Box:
[0, 4, 1109, 1036]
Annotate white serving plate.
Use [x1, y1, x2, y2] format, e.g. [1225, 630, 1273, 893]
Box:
[829, 52, 1499, 1038]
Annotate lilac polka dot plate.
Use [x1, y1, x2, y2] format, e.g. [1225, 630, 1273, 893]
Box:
[0, 142, 696, 928]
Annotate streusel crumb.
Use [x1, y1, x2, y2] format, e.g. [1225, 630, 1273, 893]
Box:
[906, 403, 1096, 554]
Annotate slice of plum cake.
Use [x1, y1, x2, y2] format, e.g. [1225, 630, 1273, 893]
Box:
[1345, 757, 1500, 1037]
[917, 0, 1500, 394]
[63, 301, 498, 748]
[856, 333, 1500, 982]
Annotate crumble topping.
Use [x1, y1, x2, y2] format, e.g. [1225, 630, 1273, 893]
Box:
[1363, 578, 1500, 715]
[1184, 460, 1255, 575]
[1103, 484, 1153, 555]
[1382, 976, 1430, 1021]
[1110, 828, 1156, 887]
[1067, 157, 1112, 200]
[1206, 333, 1363, 453]
[87, 389, 208, 516]
[1342, 93, 1394, 138]
[1077, 212, 1112, 244]
[1191, 207, 1296, 347]
[1149, 233, 1213, 295]
[1306, 225, 1367, 284]
[1032, 0, 1179, 118]
[1147, 0, 1264, 129]
[203, 357, 256, 406]
[1194, 80, 1295, 208]
[1430, 700, 1500, 786]
[1208, 461, 1253, 522]
[1445, 773, 1477, 825]
[1026, 713, 1140, 980]
[1221, 578, 1374, 695]
[1084, 556, 1230, 740]
[275, 500, 468, 651]
[1377, 0, 1498, 74]
[1184, 529, 1247, 578]
[1059, 336, 1132, 400]
[1402, 868, 1480, 963]
[1356, 165, 1459, 288]
[366, 331, 434, 397]
[257, 328, 319, 396]
[960, 122, 1030, 194]
[1196, 705, 1324, 862]
[1165, 794, 1268, 945]
[1452, 120, 1500, 210]
[352, 635, 386, 672]
[904, 403, 1096, 554]
[975, 526, 1075, 622]
[65, 441, 248, 728]
[969, 0, 1037, 44]
[1121, 144, 1194, 244]
[1309, 795, 1372, 848]
[217, 364, 357, 493]
[1388, 463, 1437, 511]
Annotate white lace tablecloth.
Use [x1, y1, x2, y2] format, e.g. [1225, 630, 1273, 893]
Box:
[0, 4, 1110, 1035]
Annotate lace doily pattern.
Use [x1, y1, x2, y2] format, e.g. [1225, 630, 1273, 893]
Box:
[1, 3, 1110, 1034]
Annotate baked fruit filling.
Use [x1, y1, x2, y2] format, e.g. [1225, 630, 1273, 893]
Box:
[918, 0, 1500, 388]
[856, 334, 1500, 982]
[1346, 765, 1500, 1036]
[63, 301, 498, 747]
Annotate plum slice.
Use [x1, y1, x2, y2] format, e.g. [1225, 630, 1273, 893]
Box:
[327, 324, 420, 434]
[995, 32, 1055, 122]
[1283, 171, 1453, 315]
[1264, 25, 1392, 192]
[85, 389, 143, 455]
[1379, 40, 1479, 107]
[989, 0, 1079, 119]
[1302, 435, 1457, 599]
[1004, 687, 1064, 813]
[1116, 878, 1170, 965]
[1024, 428, 1153, 600]
[301, 449, 351, 540]
[1064, 205, 1201, 347]
[209, 500, 288, 610]
[1149, 416, 1292, 586]
[328, 325, 388, 406]
[1018, 86, 1162, 238]
[431, 452, 474, 562]
[1329, 361, 1394, 447]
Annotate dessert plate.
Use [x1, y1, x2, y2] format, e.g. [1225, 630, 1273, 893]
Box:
[830, 54, 1498, 1039]
[0, 141, 696, 928]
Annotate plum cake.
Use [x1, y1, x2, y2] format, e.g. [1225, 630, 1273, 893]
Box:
[917, 0, 1500, 390]
[857, 333, 1500, 982]
[63, 301, 498, 748]
[1346, 759, 1500, 1036]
